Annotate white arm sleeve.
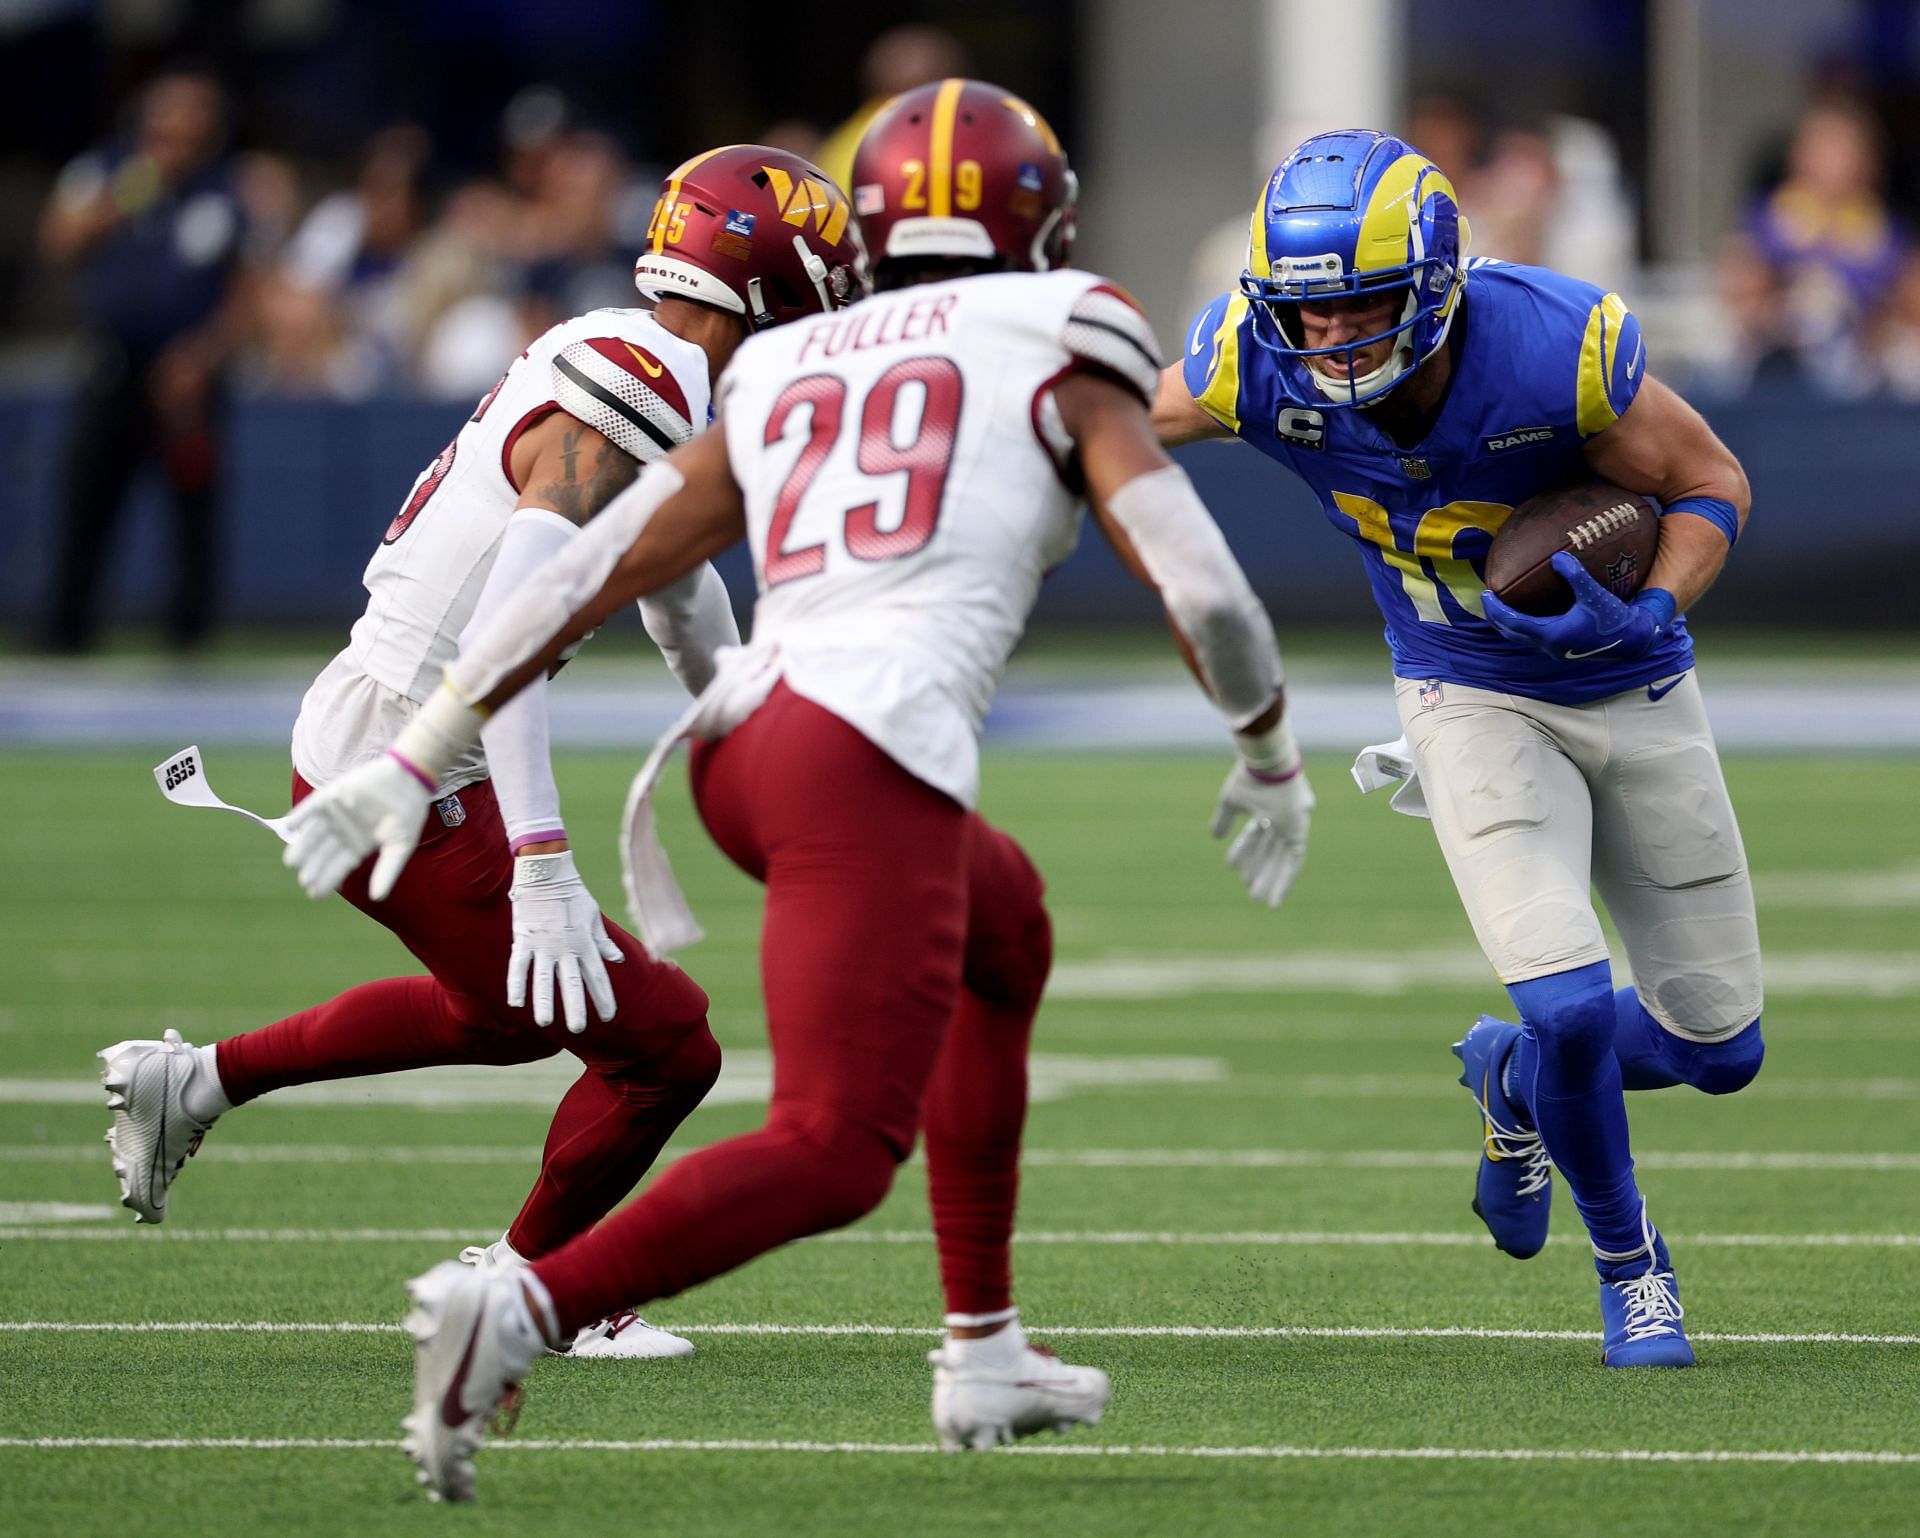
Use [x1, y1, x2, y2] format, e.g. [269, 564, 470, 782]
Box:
[1103, 463, 1283, 730]
[459, 507, 577, 847]
[448, 463, 687, 707]
[638, 562, 739, 697]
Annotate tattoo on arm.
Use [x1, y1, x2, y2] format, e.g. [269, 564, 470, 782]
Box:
[533, 433, 641, 527]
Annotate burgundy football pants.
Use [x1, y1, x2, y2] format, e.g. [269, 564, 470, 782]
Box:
[213, 772, 720, 1258]
[532, 683, 1049, 1331]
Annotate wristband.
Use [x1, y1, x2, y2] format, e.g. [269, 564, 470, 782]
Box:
[389, 682, 487, 789]
[511, 850, 577, 890]
[1629, 586, 1678, 631]
[1660, 495, 1740, 547]
[1235, 714, 1302, 781]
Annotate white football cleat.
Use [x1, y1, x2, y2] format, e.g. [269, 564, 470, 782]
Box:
[929, 1329, 1111, 1452]
[456, 1241, 693, 1359]
[565, 1309, 696, 1359]
[97, 1029, 218, 1223]
[401, 1260, 550, 1503]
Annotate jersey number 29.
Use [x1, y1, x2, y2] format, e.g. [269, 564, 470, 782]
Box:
[761, 357, 964, 587]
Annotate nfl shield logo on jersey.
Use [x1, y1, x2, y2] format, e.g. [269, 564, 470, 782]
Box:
[1420, 679, 1444, 710]
[1398, 455, 1432, 480]
[435, 794, 466, 828]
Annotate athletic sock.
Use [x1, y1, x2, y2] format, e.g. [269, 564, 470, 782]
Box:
[213, 977, 524, 1106]
[1609, 987, 1686, 1090]
[1508, 962, 1647, 1263]
[942, 1316, 1027, 1367]
[182, 1044, 232, 1122]
[921, 987, 1033, 1318]
[530, 1115, 901, 1335]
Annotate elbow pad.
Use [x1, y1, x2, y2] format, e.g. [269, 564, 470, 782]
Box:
[639, 562, 740, 697]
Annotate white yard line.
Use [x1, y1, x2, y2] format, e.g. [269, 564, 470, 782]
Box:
[6, 1143, 1920, 1172]
[4, 1321, 1916, 1346]
[1, 1225, 1915, 1249]
[0, 1435, 1911, 1466]
[0, 1052, 1221, 1110]
[1047, 948, 1920, 999]
[9, 1067, 1920, 1109]
[1754, 864, 1920, 909]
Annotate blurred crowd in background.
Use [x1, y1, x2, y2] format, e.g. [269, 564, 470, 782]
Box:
[9, 1, 1920, 408]
[5, 0, 1920, 651]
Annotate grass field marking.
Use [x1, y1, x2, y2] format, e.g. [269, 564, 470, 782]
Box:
[0, 1436, 1913, 1466]
[0, 1051, 1223, 1110]
[11, 1144, 1920, 1174]
[6, 1322, 1917, 1345]
[3, 1225, 1917, 1249]
[0, 1202, 116, 1222]
[12, 1070, 1920, 1107]
[1752, 863, 1920, 908]
[1047, 949, 1920, 999]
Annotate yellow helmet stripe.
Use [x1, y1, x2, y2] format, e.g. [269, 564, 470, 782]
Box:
[1000, 93, 1062, 156]
[928, 77, 966, 219]
[653, 143, 741, 255]
[1247, 194, 1272, 281]
[1355, 153, 1455, 273]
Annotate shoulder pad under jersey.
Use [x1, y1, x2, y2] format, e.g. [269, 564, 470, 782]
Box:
[551, 336, 698, 464]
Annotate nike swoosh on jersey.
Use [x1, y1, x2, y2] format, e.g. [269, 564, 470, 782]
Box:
[1625, 339, 1643, 380]
[1646, 673, 1687, 702]
[1565, 641, 1623, 660]
[623, 342, 665, 378]
[1189, 314, 1209, 356]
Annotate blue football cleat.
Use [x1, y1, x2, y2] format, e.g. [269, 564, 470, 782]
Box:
[1596, 1223, 1695, 1368]
[1453, 1016, 1552, 1259]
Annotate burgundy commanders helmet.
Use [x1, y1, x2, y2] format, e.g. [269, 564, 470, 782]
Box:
[632, 144, 867, 330]
[850, 79, 1076, 281]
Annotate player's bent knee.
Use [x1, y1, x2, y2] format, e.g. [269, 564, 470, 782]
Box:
[595, 1018, 723, 1110]
[1507, 960, 1616, 1074]
[770, 1108, 903, 1230]
[1686, 1018, 1764, 1096]
[964, 829, 1054, 1012]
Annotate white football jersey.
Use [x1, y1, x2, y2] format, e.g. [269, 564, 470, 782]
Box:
[291, 307, 711, 791]
[717, 269, 1161, 807]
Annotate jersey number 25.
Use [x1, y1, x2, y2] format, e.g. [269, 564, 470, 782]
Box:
[761, 357, 964, 587]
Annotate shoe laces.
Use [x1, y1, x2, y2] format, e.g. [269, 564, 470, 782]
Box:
[457, 1246, 487, 1267]
[1470, 1085, 1552, 1197]
[1612, 1268, 1685, 1341]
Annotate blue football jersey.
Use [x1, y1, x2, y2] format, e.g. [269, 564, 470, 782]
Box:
[1182, 259, 1693, 704]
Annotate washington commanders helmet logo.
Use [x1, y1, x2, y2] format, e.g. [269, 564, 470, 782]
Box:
[762, 165, 851, 245]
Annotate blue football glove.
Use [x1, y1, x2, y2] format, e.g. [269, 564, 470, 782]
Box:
[1481, 552, 1677, 663]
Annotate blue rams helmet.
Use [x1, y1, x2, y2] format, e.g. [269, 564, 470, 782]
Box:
[1240, 129, 1469, 409]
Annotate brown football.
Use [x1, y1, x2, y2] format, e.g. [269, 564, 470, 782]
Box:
[1483, 478, 1659, 616]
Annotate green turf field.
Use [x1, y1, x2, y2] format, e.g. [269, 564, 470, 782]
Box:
[2, 746, 1916, 1535]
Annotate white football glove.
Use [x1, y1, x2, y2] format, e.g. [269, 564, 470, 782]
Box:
[283, 752, 434, 901]
[1210, 760, 1316, 908]
[507, 850, 623, 1033]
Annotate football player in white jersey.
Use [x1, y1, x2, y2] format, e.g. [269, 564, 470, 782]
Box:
[96, 145, 866, 1359]
[284, 79, 1313, 1500]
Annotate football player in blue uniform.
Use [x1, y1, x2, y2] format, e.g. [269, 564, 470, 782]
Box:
[1153, 130, 1765, 1367]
